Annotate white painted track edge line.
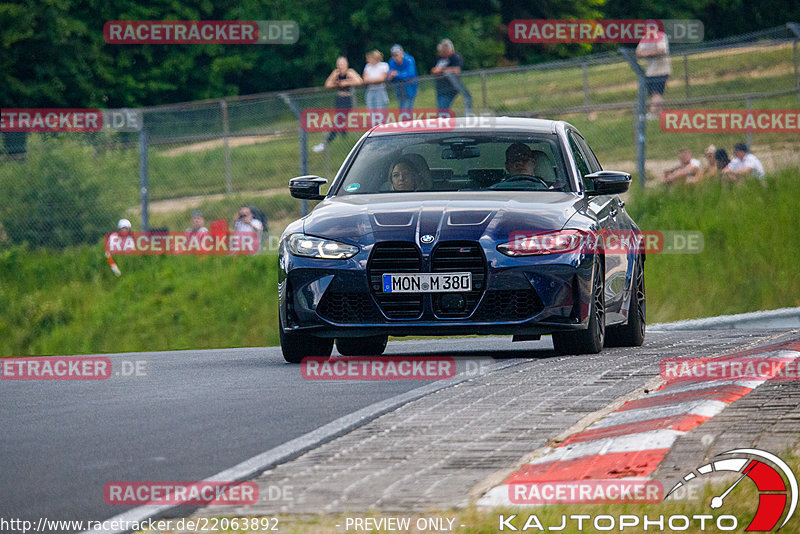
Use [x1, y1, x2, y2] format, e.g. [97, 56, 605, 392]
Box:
[80, 357, 529, 534]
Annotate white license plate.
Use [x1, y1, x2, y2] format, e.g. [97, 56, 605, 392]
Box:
[382, 273, 472, 293]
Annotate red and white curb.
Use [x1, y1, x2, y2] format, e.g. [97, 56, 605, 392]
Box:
[478, 340, 800, 506]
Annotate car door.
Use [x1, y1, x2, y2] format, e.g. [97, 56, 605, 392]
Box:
[567, 130, 628, 322]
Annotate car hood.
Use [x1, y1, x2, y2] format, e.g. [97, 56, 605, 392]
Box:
[302, 191, 589, 244]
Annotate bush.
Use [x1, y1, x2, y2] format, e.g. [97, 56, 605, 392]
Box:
[0, 135, 124, 249]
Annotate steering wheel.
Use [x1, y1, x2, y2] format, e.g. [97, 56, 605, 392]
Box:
[493, 174, 550, 188]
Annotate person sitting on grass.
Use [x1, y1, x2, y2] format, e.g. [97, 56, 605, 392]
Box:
[722, 142, 765, 181]
[662, 148, 701, 185]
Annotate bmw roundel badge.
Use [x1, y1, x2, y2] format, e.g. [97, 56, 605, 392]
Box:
[420, 234, 434, 243]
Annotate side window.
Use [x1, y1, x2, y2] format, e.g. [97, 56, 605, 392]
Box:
[575, 134, 602, 173]
[568, 133, 591, 190]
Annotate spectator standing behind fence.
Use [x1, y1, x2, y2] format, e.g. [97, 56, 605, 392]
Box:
[388, 44, 418, 110]
[186, 209, 208, 235]
[233, 206, 263, 251]
[723, 142, 765, 181]
[363, 50, 389, 110]
[635, 29, 671, 120]
[431, 39, 471, 112]
[315, 57, 363, 152]
[662, 148, 701, 185]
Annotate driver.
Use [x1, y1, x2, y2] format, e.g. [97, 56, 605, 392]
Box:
[505, 142, 537, 176]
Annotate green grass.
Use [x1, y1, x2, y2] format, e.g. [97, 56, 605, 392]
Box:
[0, 246, 279, 357]
[627, 167, 800, 322]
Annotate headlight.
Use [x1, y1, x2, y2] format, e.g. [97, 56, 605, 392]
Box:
[287, 234, 359, 259]
[497, 229, 586, 256]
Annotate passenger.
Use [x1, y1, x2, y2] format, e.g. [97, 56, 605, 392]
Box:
[388, 156, 422, 191]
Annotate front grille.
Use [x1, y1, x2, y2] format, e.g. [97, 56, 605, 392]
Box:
[368, 242, 423, 319]
[474, 289, 543, 322]
[317, 292, 383, 323]
[431, 242, 486, 318]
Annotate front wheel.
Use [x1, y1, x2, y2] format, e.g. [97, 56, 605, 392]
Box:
[606, 255, 645, 347]
[336, 335, 388, 356]
[552, 259, 605, 355]
[279, 314, 333, 363]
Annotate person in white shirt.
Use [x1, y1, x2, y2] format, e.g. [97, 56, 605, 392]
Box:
[723, 142, 766, 180]
[185, 209, 208, 235]
[233, 206, 263, 251]
[363, 50, 389, 110]
[662, 148, 701, 185]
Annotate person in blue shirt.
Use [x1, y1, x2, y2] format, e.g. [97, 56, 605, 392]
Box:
[387, 44, 418, 110]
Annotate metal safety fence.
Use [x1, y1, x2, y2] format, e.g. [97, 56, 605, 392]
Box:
[1, 24, 799, 250]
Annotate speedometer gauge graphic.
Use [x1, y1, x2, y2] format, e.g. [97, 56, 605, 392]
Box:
[666, 449, 798, 531]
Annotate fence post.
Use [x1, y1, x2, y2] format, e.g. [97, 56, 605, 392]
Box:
[221, 99, 232, 194]
[789, 23, 800, 100]
[683, 53, 690, 99]
[480, 72, 488, 113]
[620, 48, 647, 187]
[280, 93, 309, 216]
[746, 96, 753, 149]
[138, 127, 149, 232]
[582, 61, 590, 107]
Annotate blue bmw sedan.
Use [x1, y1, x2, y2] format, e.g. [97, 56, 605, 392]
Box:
[278, 118, 645, 362]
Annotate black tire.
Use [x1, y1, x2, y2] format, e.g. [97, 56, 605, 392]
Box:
[552, 259, 605, 355]
[336, 335, 388, 356]
[606, 255, 646, 347]
[279, 314, 333, 363]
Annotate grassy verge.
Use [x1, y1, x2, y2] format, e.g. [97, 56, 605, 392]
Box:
[2, 168, 798, 357]
[627, 167, 800, 321]
[0, 246, 279, 357]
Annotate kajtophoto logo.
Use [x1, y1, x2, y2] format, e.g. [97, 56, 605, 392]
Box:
[665, 449, 798, 531]
[497, 449, 797, 531]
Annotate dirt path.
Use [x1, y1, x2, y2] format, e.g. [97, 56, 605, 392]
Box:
[127, 187, 289, 215]
[159, 134, 283, 157]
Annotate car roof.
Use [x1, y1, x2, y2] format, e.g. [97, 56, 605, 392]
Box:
[367, 116, 573, 137]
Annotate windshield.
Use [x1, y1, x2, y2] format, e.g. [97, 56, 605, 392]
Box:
[334, 132, 573, 195]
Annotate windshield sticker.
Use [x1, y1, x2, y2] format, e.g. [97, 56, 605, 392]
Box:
[345, 183, 360, 192]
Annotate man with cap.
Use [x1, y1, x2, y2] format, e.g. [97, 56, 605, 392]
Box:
[186, 209, 208, 235]
[723, 142, 765, 181]
[387, 44, 418, 110]
[106, 218, 133, 276]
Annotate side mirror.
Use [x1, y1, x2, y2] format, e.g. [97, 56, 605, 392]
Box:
[289, 175, 328, 200]
[584, 170, 631, 195]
